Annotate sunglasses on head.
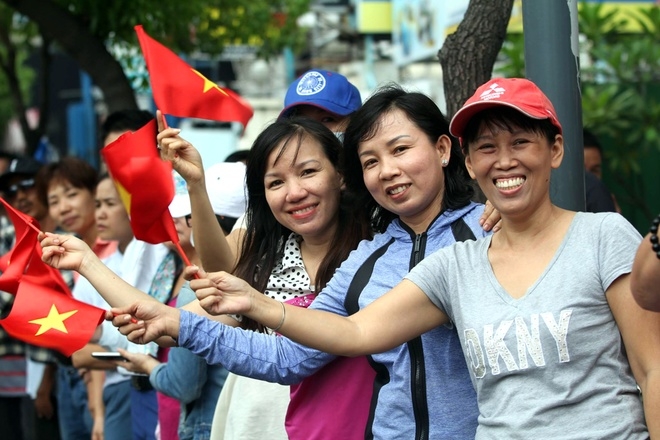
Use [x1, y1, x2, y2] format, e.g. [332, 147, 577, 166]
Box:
[4, 178, 35, 199]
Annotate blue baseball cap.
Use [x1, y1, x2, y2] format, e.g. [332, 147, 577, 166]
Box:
[279, 70, 362, 119]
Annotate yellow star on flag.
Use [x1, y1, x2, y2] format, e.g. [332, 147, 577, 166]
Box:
[191, 69, 228, 96]
[29, 304, 78, 336]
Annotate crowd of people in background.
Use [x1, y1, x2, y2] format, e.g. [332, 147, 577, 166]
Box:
[0, 70, 658, 440]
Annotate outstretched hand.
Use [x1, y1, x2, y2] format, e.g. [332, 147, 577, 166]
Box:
[156, 110, 205, 185]
[190, 271, 257, 316]
[106, 301, 181, 345]
[40, 232, 94, 272]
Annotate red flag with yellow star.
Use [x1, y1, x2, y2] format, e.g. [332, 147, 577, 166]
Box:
[101, 119, 179, 244]
[0, 200, 103, 355]
[0, 277, 104, 356]
[135, 25, 254, 127]
[0, 197, 41, 294]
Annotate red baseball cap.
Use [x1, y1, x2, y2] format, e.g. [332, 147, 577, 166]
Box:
[449, 77, 562, 139]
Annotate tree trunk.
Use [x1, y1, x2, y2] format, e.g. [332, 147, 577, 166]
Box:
[438, 0, 515, 118]
[2, 0, 138, 113]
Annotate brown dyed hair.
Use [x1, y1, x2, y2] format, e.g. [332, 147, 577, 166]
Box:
[35, 157, 98, 207]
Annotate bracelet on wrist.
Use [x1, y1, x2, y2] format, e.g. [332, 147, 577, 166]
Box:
[649, 213, 660, 260]
[272, 301, 286, 332]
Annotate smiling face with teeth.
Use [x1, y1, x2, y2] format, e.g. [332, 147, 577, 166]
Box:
[357, 109, 451, 233]
[263, 133, 344, 246]
[463, 110, 563, 221]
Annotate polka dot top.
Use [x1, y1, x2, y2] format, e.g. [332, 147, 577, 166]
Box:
[267, 233, 314, 301]
[231, 233, 314, 326]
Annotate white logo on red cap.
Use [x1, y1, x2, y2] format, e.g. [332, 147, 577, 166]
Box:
[480, 83, 506, 101]
[296, 71, 326, 96]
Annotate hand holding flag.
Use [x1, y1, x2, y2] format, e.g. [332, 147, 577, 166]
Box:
[155, 110, 205, 184]
[101, 119, 179, 245]
[0, 200, 105, 356]
[2, 272, 105, 356]
[102, 117, 197, 269]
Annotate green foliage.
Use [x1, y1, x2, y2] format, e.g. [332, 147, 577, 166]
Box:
[496, 32, 525, 78]
[0, 74, 15, 147]
[55, 0, 311, 57]
[580, 3, 660, 222]
[0, 3, 37, 148]
[497, 2, 660, 227]
[0, 0, 311, 148]
[46, 0, 311, 95]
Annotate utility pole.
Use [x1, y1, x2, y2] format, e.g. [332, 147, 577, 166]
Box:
[522, 0, 584, 211]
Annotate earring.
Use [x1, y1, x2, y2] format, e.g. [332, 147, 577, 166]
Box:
[441, 159, 449, 167]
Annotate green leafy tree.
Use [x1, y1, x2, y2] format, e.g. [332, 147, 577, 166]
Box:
[0, 0, 310, 153]
[579, 4, 660, 226]
[0, 3, 39, 153]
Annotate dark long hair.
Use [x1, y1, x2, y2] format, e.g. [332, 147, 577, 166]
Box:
[342, 84, 475, 233]
[234, 118, 371, 332]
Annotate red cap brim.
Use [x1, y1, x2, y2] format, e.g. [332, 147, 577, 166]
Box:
[450, 101, 560, 138]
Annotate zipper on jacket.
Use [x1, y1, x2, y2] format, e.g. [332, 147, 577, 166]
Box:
[411, 233, 424, 266]
[408, 231, 429, 440]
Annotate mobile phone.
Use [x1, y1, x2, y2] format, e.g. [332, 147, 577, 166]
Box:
[91, 352, 127, 361]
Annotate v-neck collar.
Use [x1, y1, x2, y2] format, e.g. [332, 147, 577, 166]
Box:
[482, 213, 581, 304]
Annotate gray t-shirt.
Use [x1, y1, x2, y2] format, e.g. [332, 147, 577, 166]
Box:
[406, 212, 648, 439]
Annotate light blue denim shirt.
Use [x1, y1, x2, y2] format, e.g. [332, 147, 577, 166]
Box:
[149, 284, 228, 440]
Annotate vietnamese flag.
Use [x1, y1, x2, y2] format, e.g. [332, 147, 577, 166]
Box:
[0, 197, 41, 293]
[101, 119, 179, 245]
[0, 278, 104, 356]
[135, 24, 253, 127]
[0, 205, 103, 355]
[32, 245, 73, 297]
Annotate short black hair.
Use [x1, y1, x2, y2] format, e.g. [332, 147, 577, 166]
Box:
[224, 150, 250, 163]
[462, 107, 560, 152]
[582, 128, 602, 153]
[99, 110, 154, 147]
[35, 157, 98, 207]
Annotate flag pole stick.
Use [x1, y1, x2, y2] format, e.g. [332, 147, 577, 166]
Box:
[23, 220, 42, 235]
[160, 111, 169, 129]
[0, 198, 43, 235]
[172, 240, 200, 279]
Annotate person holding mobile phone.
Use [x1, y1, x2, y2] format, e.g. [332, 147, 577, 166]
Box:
[107, 180, 230, 440]
[91, 352, 127, 362]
